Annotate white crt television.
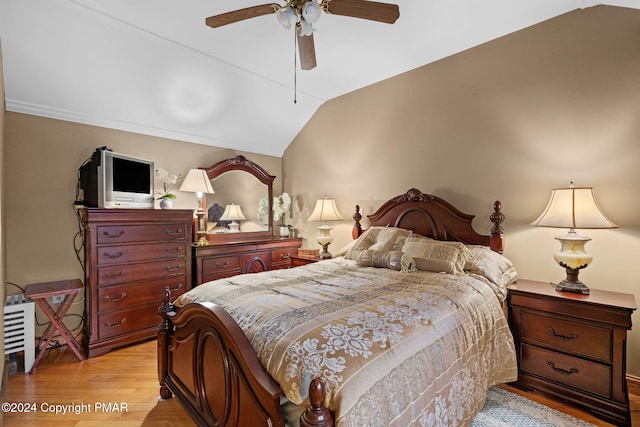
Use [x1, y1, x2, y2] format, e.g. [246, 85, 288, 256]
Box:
[98, 150, 154, 208]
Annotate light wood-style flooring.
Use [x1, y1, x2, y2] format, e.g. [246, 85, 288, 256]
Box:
[3, 340, 639, 426]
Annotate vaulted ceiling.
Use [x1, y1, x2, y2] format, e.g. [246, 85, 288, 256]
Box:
[1, 1, 636, 156]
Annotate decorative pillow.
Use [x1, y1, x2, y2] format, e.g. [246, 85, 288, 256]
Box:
[355, 250, 417, 272]
[401, 236, 472, 275]
[464, 245, 518, 289]
[345, 227, 412, 260]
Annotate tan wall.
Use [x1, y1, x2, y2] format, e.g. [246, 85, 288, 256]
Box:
[283, 6, 640, 375]
[3, 113, 282, 336]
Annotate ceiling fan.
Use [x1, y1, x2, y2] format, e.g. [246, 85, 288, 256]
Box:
[205, 0, 400, 70]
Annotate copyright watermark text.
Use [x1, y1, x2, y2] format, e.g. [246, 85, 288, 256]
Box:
[2, 401, 129, 414]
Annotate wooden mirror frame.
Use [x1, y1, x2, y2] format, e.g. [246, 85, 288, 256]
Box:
[202, 156, 275, 243]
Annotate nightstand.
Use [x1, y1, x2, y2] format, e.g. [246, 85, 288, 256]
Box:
[290, 254, 321, 267]
[508, 279, 636, 426]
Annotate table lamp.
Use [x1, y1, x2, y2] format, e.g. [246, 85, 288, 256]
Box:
[219, 204, 246, 232]
[307, 196, 343, 259]
[530, 182, 617, 294]
[179, 169, 215, 246]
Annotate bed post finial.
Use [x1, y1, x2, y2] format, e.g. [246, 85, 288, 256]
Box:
[489, 201, 505, 254]
[300, 378, 334, 427]
[352, 204, 363, 240]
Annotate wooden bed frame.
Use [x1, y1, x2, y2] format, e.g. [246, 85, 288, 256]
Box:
[158, 188, 505, 427]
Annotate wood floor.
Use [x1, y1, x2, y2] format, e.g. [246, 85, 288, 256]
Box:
[2, 340, 639, 426]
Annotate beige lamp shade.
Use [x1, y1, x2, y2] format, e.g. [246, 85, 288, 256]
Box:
[530, 186, 617, 230]
[307, 197, 343, 222]
[219, 204, 247, 221]
[179, 169, 215, 194]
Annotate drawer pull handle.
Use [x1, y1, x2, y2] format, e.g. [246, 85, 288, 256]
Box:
[103, 230, 125, 239]
[168, 284, 183, 293]
[216, 261, 229, 268]
[104, 292, 127, 303]
[547, 327, 578, 341]
[105, 271, 123, 280]
[103, 251, 123, 259]
[547, 361, 579, 376]
[105, 318, 126, 328]
[280, 253, 291, 260]
[165, 247, 182, 254]
[165, 229, 182, 237]
[166, 265, 182, 272]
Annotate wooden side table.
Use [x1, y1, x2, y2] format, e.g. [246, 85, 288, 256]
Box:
[25, 279, 85, 373]
[508, 279, 636, 426]
[290, 254, 321, 267]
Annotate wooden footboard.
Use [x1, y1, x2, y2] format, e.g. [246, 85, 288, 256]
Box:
[158, 288, 334, 427]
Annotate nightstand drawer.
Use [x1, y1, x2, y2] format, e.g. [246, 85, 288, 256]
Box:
[521, 344, 611, 399]
[521, 311, 612, 362]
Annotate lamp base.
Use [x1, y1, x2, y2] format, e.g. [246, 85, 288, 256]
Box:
[554, 267, 589, 295]
[318, 243, 332, 259]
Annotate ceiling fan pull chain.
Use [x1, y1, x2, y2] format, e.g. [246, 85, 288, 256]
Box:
[294, 29, 298, 104]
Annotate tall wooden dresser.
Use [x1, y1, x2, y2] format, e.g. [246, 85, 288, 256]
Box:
[83, 208, 193, 358]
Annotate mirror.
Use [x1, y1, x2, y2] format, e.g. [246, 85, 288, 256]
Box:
[202, 156, 274, 243]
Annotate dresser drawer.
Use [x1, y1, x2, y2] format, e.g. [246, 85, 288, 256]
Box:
[98, 277, 187, 312]
[97, 303, 161, 340]
[97, 242, 188, 265]
[243, 252, 270, 274]
[521, 311, 612, 362]
[97, 223, 188, 244]
[202, 255, 241, 276]
[271, 247, 295, 269]
[97, 259, 187, 286]
[521, 344, 611, 399]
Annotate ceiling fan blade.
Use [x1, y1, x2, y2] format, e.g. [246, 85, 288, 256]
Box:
[206, 4, 278, 28]
[297, 33, 317, 70]
[322, 0, 399, 24]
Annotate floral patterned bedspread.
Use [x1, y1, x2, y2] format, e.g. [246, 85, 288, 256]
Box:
[174, 257, 518, 427]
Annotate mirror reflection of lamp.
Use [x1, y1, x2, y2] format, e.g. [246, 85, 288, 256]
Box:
[179, 169, 215, 246]
[307, 196, 343, 259]
[219, 204, 247, 233]
[530, 181, 617, 295]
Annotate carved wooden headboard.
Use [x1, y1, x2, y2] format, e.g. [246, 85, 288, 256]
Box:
[352, 188, 505, 253]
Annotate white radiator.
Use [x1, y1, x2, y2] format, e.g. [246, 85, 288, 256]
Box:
[4, 300, 35, 373]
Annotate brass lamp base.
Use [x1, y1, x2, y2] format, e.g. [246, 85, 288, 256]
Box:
[554, 267, 589, 295]
[318, 243, 332, 259]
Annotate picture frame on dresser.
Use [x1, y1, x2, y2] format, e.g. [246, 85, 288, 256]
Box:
[508, 279, 637, 426]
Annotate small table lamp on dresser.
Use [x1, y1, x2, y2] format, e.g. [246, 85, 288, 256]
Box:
[180, 168, 215, 246]
[530, 181, 617, 294]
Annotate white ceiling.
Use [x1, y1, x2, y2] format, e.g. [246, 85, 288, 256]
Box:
[0, 0, 637, 156]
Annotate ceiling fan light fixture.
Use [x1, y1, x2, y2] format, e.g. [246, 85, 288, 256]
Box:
[302, 1, 321, 24]
[298, 19, 315, 36]
[276, 6, 297, 30]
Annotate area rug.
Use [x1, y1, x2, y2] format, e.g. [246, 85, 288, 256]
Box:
[472, 386, 596, 426]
